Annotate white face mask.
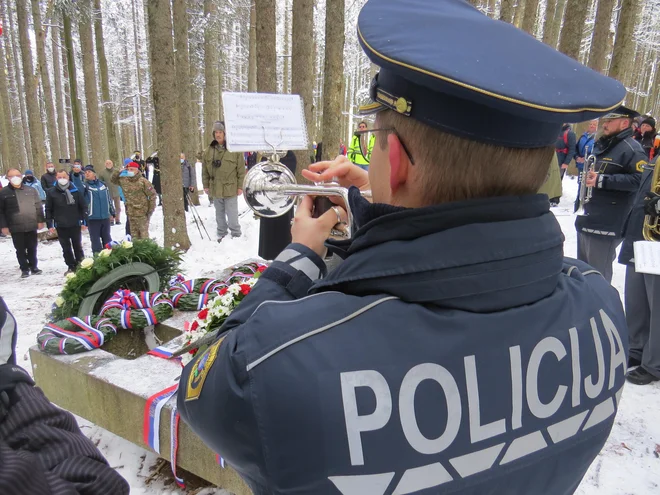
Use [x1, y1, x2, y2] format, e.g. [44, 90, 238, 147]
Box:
[180, 159, 184, 163]
[47, 167, 55, 173]
[9, 176, 22, 186]
[57, 178, 69, 187]
[126, 171, 136, 177]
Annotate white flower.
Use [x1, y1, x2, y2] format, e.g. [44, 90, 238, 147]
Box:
[55, 296, 65, 307]
[122, 240, 133, 249]
[247, 278, 258, 287]
[228, 284, 240, 296]
[99, 248, 113, 257]
[65, 272, 76, 281]
[80, 258, 94, 269]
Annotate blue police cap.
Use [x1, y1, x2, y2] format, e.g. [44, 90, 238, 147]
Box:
[357, 0, 626, 148]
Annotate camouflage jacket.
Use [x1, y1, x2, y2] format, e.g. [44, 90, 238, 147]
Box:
[111, 169, 157, 218]
[202, 141, 246, 199]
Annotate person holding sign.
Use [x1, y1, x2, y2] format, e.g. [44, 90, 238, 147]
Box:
[179, 1, 629, 493]
[618, 157, 660, 385]
[202, 121, 245, 242]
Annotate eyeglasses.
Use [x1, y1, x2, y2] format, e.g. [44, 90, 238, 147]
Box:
[355, 128, 415, 165]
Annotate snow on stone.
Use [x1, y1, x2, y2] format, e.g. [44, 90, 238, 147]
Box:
[1, 177, 658, 494]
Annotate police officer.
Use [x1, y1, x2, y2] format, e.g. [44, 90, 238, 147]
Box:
[576, 106, 646, 283]
[618, 157, 660, 385]
[179, 1, 629, 493]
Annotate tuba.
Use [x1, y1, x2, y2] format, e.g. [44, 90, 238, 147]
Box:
[643, 161, 660, 241]
[243, 154, 372, 238]
[576, 154, 596, 216]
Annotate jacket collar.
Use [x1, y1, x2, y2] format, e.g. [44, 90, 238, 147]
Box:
[315, 191, 565, 312]
[595, 127, 633, 154]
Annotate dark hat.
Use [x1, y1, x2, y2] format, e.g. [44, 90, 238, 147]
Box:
[212, 121, 225, 132]
[357, 0, 625, 148]
[83, 165, 95, 173]
[24, 169, 33, 176]
[73, 158, 82, 164]
[641, 116, 656, 129]
[601, 105, 640, 121]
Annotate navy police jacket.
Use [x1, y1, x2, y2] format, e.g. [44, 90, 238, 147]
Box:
[618, 160, 657, 265]
[575, 127, 645, 237]
[179, 191, 628, 495]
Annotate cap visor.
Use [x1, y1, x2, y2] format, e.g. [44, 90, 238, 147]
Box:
[358, 101, 386, 115]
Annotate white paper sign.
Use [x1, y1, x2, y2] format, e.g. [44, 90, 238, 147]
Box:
[222, 92, 309, 152]
[633, 241, 660, 275]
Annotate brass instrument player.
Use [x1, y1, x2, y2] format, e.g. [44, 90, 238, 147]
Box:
[618, 155, 660, 385]
[577, 106, 647, 283]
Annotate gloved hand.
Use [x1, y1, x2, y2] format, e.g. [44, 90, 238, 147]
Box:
[644, 192, 660, 217]
[0, 297, 17, 366]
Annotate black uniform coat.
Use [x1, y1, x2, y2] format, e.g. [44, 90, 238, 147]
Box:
[618, 159, 657, 265]
[258, 151, 297, 260]
[575, 127, 646, 237]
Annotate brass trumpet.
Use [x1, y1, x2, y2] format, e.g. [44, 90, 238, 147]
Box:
[576, 154, 596, 216]
[243, 156, 372, 238]
[643, 161, 660, 241]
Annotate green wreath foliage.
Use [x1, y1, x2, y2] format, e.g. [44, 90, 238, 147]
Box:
[51, 239, 182, 321]
[37, 317, 118, 355]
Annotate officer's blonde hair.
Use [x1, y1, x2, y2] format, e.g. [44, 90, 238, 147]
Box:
[376, 110, 554, 205]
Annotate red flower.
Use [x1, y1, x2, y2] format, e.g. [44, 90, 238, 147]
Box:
[189, 348, 198, 355]
[190, 320, 199, 331]
[257, 265, 267, 273]
[239, 284, 251, 295]
[198, 308, 209, 320]
[219, 287, 228, 295]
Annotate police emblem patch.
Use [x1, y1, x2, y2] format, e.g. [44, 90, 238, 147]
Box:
[636, 160, 647, 172]
[185, 337, 224, 401]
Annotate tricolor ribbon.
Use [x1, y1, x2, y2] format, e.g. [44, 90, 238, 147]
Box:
[143, 384, 178, 454]
[170, 406, 185, 488]
[43, 322, 96, 351]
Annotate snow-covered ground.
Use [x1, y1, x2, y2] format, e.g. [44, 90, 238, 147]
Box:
[0, 174, 658, 494]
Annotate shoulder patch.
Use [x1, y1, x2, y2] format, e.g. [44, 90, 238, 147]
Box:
[185, 337, 224, 401]
[636, 160, 647, 172]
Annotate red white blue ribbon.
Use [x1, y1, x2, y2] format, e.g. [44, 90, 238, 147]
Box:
[143, 384, 178, 454]
[170, 405, 185, 488]
[43, 323, 97, 351]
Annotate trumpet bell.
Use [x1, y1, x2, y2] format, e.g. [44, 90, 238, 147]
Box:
[244, 161, 297, 218]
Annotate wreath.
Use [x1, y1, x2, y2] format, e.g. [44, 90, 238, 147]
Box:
[51, 238, 182, 321]
[169, 263, 268, 311]
[37, 316, 118, 355]
[99, 290, 174, 329]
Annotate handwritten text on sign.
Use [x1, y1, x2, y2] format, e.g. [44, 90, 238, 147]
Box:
[222, 92, 309, 152]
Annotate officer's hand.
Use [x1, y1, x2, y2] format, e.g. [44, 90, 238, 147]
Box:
[1, 228, 8, 236]
[585, 171, 598, 187]
[644, 192, 660, 217]
[292, 196, 347, 257]
[303, 156, 370, 191]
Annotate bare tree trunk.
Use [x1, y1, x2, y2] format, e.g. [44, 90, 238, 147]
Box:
[513, 0, 526, 28]
[248, 2, 257, 92]
[218, 13, 225, 120]
[521, 0, 539, 35]
[7, 1, 32, 170]
[256, 0, 277, 94]
[52, 20, 68, 158]
[132, 0, 146, 154]
[0, 1, 21, 170]
[542, 0, 558, 44]
[63, 12, 86, 162]
[95, 0, 118, 166]
[320, 0, 344, 161]
[500, 0, 515, 23]
[283, 0, 291, 94]
[147, 0, 190, 250]
[203, 0, 219, 137]
[17, 0, 46, 175]
[549, 0, 568, 49]
[291, 0, 314, 180]
[31, 0, 59, 163]
[173, 0, 194, 161]
[609, 0, 639, 83]
[558, 0, 591, 60]
[79, 2, 104, 166]
[587, 0, 616, 73]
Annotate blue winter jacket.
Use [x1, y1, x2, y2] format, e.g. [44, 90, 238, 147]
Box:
[69, 171, 85, 193]
[179, 190, 628, 495]
[22, 177, 46, 201]
[576, 132, 596, 172]
[84, 179, 115, 220]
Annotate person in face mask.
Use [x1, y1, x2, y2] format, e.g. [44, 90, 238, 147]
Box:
[22, 170, 46, 202]
[45, 170, 88, 275]
[110, 161, 157, 240]
[97, 160, 122, 225]
[69, 159, 85, 192]
[40, 162, 57, 191]
[0, 169, 45, 278]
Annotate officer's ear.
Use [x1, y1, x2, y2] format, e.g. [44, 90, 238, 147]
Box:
[388, 133, 410, 194]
